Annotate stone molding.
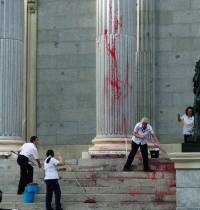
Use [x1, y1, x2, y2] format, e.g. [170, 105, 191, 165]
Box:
[169, 152, 200, 169]
[27, 0, 37, 14]
[24, 0, 37, 138]
[0, 140, 24, 152]
[89, 137, 132, 157]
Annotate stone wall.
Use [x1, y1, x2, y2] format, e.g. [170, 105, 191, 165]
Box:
[176, 170, 200, 209]
[155, 0, 200, 142]
[37, 0, 200, 145]
[37, 0, 96, 144]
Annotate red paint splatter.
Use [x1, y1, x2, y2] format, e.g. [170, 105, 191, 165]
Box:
[104, 29, 121, 100]
[114, 17, 123, 33]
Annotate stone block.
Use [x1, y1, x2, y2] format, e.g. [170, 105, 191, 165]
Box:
[176, 170, 200, 188]
[79, 68, 95, 81]
[38, 16, 56, 30]
[78, 16, 96, 28]
[38, 135, 57, 145]
[56, 54, 95, 68]
[157, 39, 172, 51]
[191, 0, 200, 9]
[78, 120, 96, 134]
[38, 30, 58, 43]
[37, 55, 57, 69]
[56, 121, 78, 135]
[37, 122, 59, 135]
[155, 11, 173, 25]
[156, 0, 174, 11]
[173, 11, 200, 24]
[54, 16, 79, 29]
[79, 0, 96, 16]
[58, 28, 95, 42]
[177, 188, 200, 207]
[172, 38, 193, 51]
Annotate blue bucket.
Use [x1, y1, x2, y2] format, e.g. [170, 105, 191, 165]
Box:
[27, 183, 39, 193]
[23, 191, 35, 203]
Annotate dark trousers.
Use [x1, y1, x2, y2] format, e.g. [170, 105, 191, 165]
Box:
[184, 134, 193, 143]
[45, 179, 62, 210]
[124, 141, 149, 171]
[17, 155, 33, 194]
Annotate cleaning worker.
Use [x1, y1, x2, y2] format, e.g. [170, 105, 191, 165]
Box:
[123, 117, 159, 172]
[17, 136, 41, 194]
[44, 149, 71, 210]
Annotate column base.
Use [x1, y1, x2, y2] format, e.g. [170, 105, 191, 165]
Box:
[89, 137, 132, 158]
[0, 140, 24, 152]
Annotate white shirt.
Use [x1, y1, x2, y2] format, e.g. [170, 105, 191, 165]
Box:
[132, 122, 154, 145]
[44, 157, 59, 180]
[19, 143, 39, 160]
[181, 114, 194, 135]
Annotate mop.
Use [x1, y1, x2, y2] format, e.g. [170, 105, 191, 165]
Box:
[11, 151, 36, 166]
[69, 171, 96, 203]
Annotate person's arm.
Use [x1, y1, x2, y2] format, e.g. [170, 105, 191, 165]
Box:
[36, 159, 42, 168]
[57, 155, 65, 166]
[133, 132, 145, 139]
[57, 156, 72, 171]
[151, 133, 159, 144]
[177, 113, 182, 122]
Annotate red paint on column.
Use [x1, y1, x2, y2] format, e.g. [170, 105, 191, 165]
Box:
[104, 29, 121, 100]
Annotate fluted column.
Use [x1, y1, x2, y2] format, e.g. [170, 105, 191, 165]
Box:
[135, 0, 155, 126]
[0, 0, 24, 144]
[89, 0, 135, 156]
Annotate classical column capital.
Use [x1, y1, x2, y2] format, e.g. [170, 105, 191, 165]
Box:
[27, 0, 37, 14]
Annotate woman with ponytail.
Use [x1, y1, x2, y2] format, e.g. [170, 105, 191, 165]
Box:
[44, 149, 64, 210]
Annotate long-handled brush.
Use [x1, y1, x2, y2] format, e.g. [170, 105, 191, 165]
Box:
[70, 171, 96, 204]
[11, 150, 37, 166]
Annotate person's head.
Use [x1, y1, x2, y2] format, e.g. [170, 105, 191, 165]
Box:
[185, 106, 194, 117]
[46, 149, 54, 157]
[46, 149, 54, 163]
[30, 136, 39, 144]
[141, 117, 149, 129]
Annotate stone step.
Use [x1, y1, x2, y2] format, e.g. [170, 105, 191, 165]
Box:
[0, 180, 176, 194]
[1, 191, 176, 203]
[0, 157, 176, 210]
[0, 170, 175, 183]
[0, 201, 176, 210]
[0, 158, 175, 173]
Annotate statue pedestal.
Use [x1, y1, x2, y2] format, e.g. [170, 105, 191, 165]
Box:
[182, 143, 200, 152]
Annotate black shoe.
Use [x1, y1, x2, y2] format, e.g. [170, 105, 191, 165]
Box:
[123, 167, 132, 171]
[144, 169, 153, 172]
[17, 191, 23, 195]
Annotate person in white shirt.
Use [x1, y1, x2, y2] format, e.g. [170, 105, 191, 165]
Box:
[123, 117, 159, 172]
[44, 150, 65, 210]
[177, 106, 194, 143]
[17, 136, 41, 194]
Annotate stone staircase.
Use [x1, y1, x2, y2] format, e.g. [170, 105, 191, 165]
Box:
[0, 156, 176, 210]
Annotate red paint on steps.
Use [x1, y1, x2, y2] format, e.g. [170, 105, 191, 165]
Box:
[128, 191, 175, 202]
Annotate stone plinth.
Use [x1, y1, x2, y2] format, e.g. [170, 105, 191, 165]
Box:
[89, 137, 132, 157]
[169, 152, 200, 210]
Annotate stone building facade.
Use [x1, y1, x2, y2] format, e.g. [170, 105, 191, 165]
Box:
[0, 0, 200, 149]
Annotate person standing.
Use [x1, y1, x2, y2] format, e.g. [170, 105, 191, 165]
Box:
[123, 117, 159, 172]
[177, 106, 194, 143]
[17, 136, 41, 194]
[44, 150, 68, 210]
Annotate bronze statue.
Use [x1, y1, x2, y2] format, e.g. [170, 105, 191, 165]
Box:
[193, 59, 200, 142]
